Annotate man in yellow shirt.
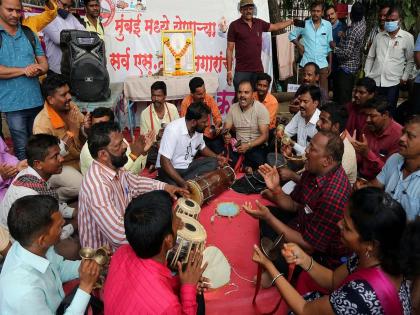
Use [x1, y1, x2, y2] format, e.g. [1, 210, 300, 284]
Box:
[78, 0, 104, 39]
[180, 77, 224, 153]
[22, 0, 57, 33]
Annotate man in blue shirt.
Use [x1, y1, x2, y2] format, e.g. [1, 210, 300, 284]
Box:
[289, 0, 333, 98]
[0, 0, 48, 160]
[0, 195, 100, 314]
[361, 116, 420, 221]
[325, 5, 346, 93]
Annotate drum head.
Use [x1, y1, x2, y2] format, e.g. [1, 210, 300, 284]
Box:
[177, 215, 207, 242]
[176, 198, 201, 216]
[202, 246, 230, 289]
[187, 180, 204, 205]
[216, 202, 239, 217]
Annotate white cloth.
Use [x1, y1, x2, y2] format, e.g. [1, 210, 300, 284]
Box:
[364, 29, 415, 87]
[342, 136, 357, 185]
[157, 117, 206, 169]
[284, 109, 320, 156]
[276, 33, 294, 80]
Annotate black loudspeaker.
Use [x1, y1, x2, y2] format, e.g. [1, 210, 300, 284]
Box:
[60, 30, 110, 102]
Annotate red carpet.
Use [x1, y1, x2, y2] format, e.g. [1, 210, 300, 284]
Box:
[198, 187, 286, 314]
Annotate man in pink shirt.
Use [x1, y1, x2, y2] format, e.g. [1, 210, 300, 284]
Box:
[104, 190, 206, 314]
[349, 96, 402, 180]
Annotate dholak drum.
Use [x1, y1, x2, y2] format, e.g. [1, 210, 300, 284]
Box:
[175, 198, 201, 220]
[167, 215, 207, 271]
[187, 166, 236, 205]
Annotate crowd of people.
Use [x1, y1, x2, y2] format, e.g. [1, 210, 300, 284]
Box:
[0, 0, 419, 313]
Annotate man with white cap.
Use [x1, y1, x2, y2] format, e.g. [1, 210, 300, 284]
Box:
[226, 0, 294, 91]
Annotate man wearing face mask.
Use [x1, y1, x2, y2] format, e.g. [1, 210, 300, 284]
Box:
[43, 0, 84, 75]
[364, 6, 415, 117]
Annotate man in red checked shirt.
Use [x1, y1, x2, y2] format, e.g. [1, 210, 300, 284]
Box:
[244, 131, 351, 282]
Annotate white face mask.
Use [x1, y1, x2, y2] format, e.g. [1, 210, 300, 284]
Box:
[384, 20, 399, 33]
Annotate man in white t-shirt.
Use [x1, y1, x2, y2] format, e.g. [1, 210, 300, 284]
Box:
[157, 102, 226, 188]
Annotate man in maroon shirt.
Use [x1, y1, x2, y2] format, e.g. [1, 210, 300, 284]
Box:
[345, 77, 376, 138]
[349, 96, 402, 180]
[226, 0, 293, 91]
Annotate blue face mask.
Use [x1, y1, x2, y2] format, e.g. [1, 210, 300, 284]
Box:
[384, 21, 399, 33]
[58, 8, 70, 19]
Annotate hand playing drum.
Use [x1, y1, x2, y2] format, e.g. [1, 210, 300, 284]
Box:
[178, 250, 208, 287]
[164, 184, 190, 200]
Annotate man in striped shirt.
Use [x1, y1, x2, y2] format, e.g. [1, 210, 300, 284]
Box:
[78, 122, 188, 251]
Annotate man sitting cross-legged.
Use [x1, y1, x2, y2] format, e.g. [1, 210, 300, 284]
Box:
[244, 131, 351, 285]
[104, 190, 207, 314]
[223, 80, 269, 172]
[0, 195, 100, 314]
[79, 122, 187, 251]
[0, 134, 79, 259]
[157, 102, 226, 188]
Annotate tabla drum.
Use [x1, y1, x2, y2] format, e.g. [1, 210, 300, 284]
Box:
[167, 215, 207, 271]
[202, 246, 231, 289]
[187, 166, 236, 205]
[175, 198, 201, 220]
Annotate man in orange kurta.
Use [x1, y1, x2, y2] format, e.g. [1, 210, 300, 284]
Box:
[253, 73, 279, 131]
[33, 74, 87, 201]
[180, 77, 224, 153]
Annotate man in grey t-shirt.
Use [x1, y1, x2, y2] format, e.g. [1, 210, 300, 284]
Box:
[223, 80, 269, 171]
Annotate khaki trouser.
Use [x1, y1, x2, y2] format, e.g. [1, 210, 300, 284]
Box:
[49, 165, 83, 202]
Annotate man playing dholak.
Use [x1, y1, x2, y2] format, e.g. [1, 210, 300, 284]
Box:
[157, 102, 227, 188]
[244, 131, 351, 286]
[223, 80, 269, 173]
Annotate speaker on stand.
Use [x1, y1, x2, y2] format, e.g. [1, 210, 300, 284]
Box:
[60, 30, 110, 102]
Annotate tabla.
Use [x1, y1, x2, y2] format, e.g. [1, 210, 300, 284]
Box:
[202, 246, 231, 289]
[187, 166, 236, 206]
[167, 215, 207, 270]
[175, 197, 201, 220]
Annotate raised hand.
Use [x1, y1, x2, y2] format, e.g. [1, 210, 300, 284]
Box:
[258, 163, 280, 191]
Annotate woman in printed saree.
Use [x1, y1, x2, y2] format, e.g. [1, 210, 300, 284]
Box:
[252, 187, 412, 314]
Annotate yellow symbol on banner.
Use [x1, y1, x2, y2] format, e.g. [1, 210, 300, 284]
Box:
[162, 31, 195, 76]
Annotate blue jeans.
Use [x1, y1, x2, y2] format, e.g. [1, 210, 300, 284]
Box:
[5, 106, 42, 160]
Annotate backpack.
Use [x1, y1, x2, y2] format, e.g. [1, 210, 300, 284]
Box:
[0, 24, 36, 53]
